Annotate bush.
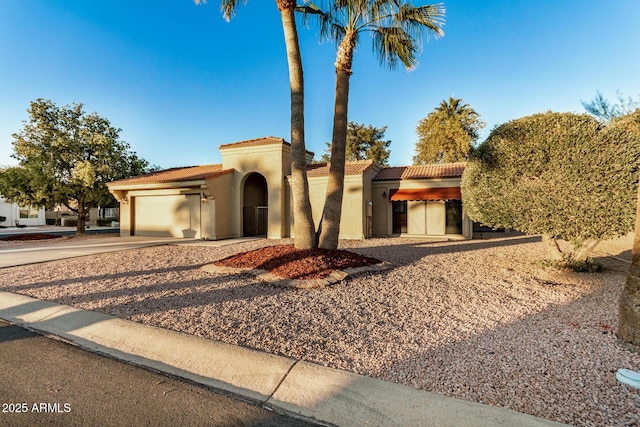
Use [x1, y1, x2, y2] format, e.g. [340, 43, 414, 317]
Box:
[462, 110, 640, 262]
[97, 217, 118, 227]
[539, 257, 604, 273]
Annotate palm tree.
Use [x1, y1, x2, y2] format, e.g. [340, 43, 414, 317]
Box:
[437, 97, 483, 141]
[195, 0, 317, 249]
[413, 96, 484, 164]
[298, 0, 445, 249]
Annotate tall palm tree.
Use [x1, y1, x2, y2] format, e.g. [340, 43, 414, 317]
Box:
[298, 0, 445, 249]
[195, 0, 317, 249]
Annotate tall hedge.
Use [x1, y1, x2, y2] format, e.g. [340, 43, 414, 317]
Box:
[461, 111, 640, 262]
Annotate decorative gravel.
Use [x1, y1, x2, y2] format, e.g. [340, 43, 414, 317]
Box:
[1, 235, 639, 426]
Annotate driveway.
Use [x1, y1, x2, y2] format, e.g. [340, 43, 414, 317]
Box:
[0, 236, 260, 268]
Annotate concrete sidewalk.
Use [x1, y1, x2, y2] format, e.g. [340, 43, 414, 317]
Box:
[0, 291, 568, 427]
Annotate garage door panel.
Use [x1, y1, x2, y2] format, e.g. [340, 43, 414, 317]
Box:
[134, 195, 200, 238]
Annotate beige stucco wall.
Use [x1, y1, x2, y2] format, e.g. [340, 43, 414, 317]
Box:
[306, 173, 366, 240]
[220, 143, 291, 239]
[426, 200, 446, 235]
[205, 171, 237, 240]
[118, 201, 132, 237]
[407, 200, 426, 235]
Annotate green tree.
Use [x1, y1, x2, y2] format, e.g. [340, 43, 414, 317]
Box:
[320, 121, 391, 165]
[413, 96, 484, 164]
[298, 0, 445, 249]
[195, 0, 317, 249]
[0, 99, 154, 235]
[582, 90, 640, 123]
[461, 111, 640, 265]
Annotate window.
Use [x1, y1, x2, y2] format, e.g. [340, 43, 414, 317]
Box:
[392, 201, 407, 234]
[445, 200, 463, 234]
[19, 206, 40, 219]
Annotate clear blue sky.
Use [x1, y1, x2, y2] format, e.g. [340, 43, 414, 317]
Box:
[1, 1, 639, 169]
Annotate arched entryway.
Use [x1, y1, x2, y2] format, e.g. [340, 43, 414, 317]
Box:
[243, 173, 268, 236]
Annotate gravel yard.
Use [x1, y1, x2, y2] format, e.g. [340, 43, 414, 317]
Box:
[1, 234, 639, 426]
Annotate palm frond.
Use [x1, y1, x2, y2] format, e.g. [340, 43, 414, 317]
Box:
[297, 2, 346, 43]
[395, 3, 445, 39]
[220, 0, 249, 22]
[372, 27, 418, 70]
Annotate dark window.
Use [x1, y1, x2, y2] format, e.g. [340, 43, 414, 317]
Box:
[392, 201, 407, 234]
[445, 200, 463, 234]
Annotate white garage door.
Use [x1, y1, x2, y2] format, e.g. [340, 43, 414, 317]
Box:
[134, 194, 201, 238]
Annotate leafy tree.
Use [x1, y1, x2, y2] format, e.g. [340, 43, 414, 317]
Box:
[414, 96, 484, 164]
[0, 99, 155, 235]
[298, 0, 445, 249]
[195, 0, 317, 249]
[461, 111, 640, 265]
[582, 90, 640, 123]
[320, 121, 391, 165]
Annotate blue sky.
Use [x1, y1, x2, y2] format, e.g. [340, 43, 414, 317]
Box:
[1, 1, 639, 169]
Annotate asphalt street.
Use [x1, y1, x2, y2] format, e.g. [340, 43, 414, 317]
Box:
[0, 321, 316, 427]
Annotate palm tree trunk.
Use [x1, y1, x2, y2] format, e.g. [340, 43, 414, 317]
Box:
[318, 35, 355, 250]
[278, 4, 316, 249]
[618, 190, 640, 349]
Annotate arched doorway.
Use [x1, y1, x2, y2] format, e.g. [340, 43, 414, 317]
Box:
[243, 173, 268, 236]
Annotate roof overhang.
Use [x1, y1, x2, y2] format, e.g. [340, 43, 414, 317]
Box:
[389, 187, 461, 201]
[107, 180, 206, 191]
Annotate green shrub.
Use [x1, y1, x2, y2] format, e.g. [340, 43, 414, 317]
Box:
[462, 110, 640, 262]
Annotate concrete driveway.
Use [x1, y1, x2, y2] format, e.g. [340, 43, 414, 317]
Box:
[0, 236, 260, 268]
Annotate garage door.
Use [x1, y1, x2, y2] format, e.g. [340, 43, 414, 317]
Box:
[134, 194, 201, 238]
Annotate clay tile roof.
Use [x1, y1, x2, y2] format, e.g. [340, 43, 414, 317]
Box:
[373, 162, 466, 181]
[219, 136, 285, 149]
[219, 136, 315, 156]
[108, 164, 226, 186]
[306, 159, 376, 177]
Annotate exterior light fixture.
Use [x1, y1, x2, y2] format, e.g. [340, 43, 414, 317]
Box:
[382, 191, 387, 199]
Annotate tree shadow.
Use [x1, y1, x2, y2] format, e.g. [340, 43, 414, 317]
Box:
[5, 263, 210, 292]
[343, 235, 542, 267]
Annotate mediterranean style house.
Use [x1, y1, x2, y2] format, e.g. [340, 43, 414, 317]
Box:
[107, 137, 473, 240]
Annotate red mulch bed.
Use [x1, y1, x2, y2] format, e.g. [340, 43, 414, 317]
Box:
[215, 244, 381, 280]
[0, 233, 63, 241]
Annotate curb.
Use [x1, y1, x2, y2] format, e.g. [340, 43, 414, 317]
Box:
[0, 291, 569, 427]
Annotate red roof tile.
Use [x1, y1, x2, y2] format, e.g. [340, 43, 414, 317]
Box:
[305, 160, 376, 177]
[219, 136, 315, 156]
[219, 136, 285, 149]
[373, 162, 466, 181]
[108, 164, 226, 186]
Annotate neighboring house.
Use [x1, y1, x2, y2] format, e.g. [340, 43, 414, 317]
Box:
[0, 197, 46, 227]
[107, 136, 473, 240]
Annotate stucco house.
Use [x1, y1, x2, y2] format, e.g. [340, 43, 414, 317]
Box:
[0, 197, 46, 227]
[107, 136, 472, 240]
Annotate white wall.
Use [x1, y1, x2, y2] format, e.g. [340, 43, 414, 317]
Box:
[0, 198, 46, 227]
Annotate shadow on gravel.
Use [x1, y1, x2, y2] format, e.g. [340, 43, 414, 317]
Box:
[71, 279, 290, 316]
[5, 263, 211, 292]
[348, 235, 542, 267]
